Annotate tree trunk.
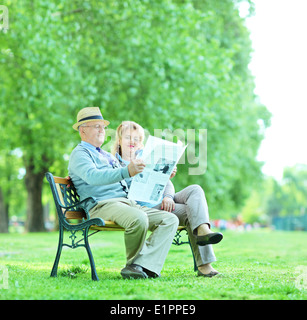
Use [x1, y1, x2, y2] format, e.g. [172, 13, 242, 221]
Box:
[24, 164, 46, 232]
[0, 188, 9, 233]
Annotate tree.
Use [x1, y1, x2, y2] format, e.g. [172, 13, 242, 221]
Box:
[1, 0, 270, 230]
[279, 165, 307, 216]
[0, 151, 26, 233]
[241, 165, 307, 224]
[1, 0, 81, 231]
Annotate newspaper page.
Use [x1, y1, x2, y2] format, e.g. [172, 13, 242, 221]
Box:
[128, 135, 187, 204]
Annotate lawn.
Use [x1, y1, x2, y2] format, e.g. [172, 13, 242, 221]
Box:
[0, 229, 306, 300]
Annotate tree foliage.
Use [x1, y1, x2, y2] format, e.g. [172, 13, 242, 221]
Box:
[241, 164, 307, 224]
[268, 165, 307, 217]
[0, 0, 270, 231]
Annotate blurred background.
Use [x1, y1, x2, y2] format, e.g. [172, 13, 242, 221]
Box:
[0, 0, 306, 233]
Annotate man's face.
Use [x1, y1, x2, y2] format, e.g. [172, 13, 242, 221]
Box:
[80, 121, 106, 147]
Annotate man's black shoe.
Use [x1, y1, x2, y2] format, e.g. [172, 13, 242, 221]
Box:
[121, 264, 148, 279]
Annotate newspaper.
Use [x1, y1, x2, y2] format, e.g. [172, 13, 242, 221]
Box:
[128, 135, 187, 204]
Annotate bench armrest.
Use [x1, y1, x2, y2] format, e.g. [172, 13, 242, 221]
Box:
[59, 196, 96, 220]
[67, 216, 106, 231]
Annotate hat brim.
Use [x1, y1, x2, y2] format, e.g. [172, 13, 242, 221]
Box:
[73, 119, 110, 131]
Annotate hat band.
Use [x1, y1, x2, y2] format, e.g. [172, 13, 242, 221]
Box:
[78, 115, 104, 123]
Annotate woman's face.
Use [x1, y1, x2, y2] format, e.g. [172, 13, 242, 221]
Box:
[120, 128, 142, 157]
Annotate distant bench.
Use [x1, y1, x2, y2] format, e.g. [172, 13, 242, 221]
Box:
[45, 172, 196, 281]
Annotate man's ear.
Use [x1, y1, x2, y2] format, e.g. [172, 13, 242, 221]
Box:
[79, 127, 86, 137]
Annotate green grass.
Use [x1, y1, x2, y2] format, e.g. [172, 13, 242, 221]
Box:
[0, 229, 306, 300]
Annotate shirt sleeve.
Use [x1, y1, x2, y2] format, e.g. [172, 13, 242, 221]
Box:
[69, 147, 130, 186]
[163, 180, 175, 199]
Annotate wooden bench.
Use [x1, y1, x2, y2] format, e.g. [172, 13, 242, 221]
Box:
[45, 172, 196, 281]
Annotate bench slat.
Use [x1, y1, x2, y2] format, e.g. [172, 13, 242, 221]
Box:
[53, 176, 70, 185]
[90, 225, 186, 231]
[65, 211, 87, 219]
[66, 215, 187, 232]
[91, 225, 125, 231]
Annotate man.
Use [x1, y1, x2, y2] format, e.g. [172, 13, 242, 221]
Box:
[68, 107, 179, 279]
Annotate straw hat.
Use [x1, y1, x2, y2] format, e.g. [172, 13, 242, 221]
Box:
[72, 107, 110, 131]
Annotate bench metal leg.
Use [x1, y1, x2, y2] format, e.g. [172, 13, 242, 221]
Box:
[84, 227, 99, 281]
[173, 229, 198, 272]
[188, 238, 198, 272]
[51, 226, 63, 278]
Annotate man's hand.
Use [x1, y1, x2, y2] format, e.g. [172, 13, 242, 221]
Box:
[161, 197, 175, 212]
[127, 159, 146, 177]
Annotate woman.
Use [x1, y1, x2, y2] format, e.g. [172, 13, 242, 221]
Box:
[112, 121, 223, 277]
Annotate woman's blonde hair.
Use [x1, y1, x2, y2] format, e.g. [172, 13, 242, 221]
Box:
[111, 121, 145, 156]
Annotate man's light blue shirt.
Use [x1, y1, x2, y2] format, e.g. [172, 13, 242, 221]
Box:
[68, 141, 131, 213]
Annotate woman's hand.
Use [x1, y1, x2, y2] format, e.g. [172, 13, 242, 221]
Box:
[161, 196, 175, 212]
[65, 176, 71, 188]
[170, 166, 177, 179]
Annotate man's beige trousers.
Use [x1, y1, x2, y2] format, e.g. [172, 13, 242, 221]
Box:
[89, 197, 179, 275]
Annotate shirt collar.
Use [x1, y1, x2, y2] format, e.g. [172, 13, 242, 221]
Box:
[81, 141, 99, 153]
[115, 150, 143, 164]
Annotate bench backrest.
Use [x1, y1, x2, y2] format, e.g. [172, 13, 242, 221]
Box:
[45, 172, 87, 222]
